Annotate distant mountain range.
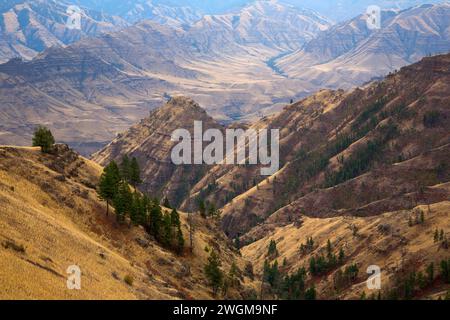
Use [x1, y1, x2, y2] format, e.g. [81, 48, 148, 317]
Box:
[276, 3, 450, 87]
[0, 0, 128, 63]
[0, 0, 331, 153]
[0, 1, 449, 155]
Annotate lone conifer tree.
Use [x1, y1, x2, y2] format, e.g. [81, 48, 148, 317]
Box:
[97, 161, 121, 216]
[32, 126, 55, 153]
[176, 225, 185, 255]
[148, 203, 163, 237]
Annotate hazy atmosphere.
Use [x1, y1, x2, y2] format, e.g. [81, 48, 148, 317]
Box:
[0, 0, 449, 308]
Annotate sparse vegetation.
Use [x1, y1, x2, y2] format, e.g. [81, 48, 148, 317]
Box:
[408, 208, 425, 227]
[333, 264, 359, 291]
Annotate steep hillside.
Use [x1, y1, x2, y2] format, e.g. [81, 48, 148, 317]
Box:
[92, 96, 223, 208]
[90, 53, 450, 300]
[276, 3, 450, 87]
[0, 145, 255, 299]
[188, 0, 330, 53]
[0, 0, 208, 63]
[242, 201, 450, 299]
[218, 53, 450, 239]
[93, 54, 450, 243]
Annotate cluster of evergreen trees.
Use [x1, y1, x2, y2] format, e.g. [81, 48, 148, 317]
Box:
[262, 241, 317, 300]
[197, 197, 220, 218]
[262, 260, 317, 300]
[333, 264, 359, 291]
[325, 120, 398, 188]
[203, 249, 242, 297]
[376, 259, 449, 300]
[408, 209, 425, 227]
[97, 156, 184, 254]
[267, 240, 278, 258]
[434, 229, 448, 248]
[299, 237, 314, 254]
[309, 240, 345, 277]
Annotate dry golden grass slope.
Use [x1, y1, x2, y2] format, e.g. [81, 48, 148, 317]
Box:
[0, 146, 255, 300]
[242, 201, 450, 300]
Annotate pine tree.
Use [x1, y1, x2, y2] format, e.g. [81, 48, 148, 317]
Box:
[163, 197, 172, 209]
[113, 180, 132, 223]
[204, 250, 223, 296]
[130, 157, 142, 187]
[176, 225, 184, 255]
[208, 203, 217, 217]
[268, 240, 278, 258]
[120, 155, 131, 182]
[197, 198, 206, 218]
[327, 239, 332, 255]
[440, 259, 450, 283]
[305, 286, 316, 300]
[32, 126, 55, 153]
[170, 208, 181, 227]
[129, 192, 141, 226]
[148, 203, 163, 238]
[140, 194, 151, 224]
[338, 248, 345, 264]
[309, 257, 317, 275]
[263, 260, 280, 288]
[187, 212, 194, 253]
[97, 161, 121, 216]
[161, 213, 172, 247]
[434, 229, 439, 242]
[426, 262, 434, 285]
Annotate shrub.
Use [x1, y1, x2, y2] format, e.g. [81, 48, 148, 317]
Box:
[423, 110, 443, 128]
[124, 274, 134, 286]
